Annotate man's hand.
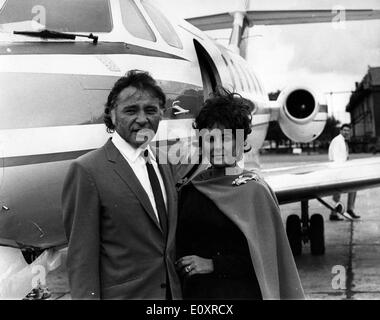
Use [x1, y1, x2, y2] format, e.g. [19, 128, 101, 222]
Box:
[176, 255, 214, 277]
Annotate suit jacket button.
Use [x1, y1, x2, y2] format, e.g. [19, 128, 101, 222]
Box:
[160, 283, 167, 289]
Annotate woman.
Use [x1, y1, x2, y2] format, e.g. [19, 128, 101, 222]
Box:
[175, 89, 305, 300]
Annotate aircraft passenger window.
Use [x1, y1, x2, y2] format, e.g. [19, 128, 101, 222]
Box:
[220, 55, 236, 89]
[229, 58, 243, 91]
[0, 0, 112, 32]
[247, 71, 259, 94]
[241, 65, 253, 91]
[120, 0, 156, 42]
[141, 0, 183, 49]
[253, 74, 265, 95]
[235, 61, 250, 92]
[247, 72, 264, 95]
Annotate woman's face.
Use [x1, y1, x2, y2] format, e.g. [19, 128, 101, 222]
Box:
[201, 123, 244, 168]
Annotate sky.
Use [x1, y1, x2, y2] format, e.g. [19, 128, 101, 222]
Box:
[156, 0, 380, 123]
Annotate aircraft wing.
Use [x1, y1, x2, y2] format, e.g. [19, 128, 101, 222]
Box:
[186, 9, 380, 30]
[260, 157, 380, 205]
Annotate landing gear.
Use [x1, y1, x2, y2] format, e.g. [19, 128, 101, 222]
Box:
[286, 215, 302, 256]
[285, 200, 325, 256]
[310, 214, 325, 255]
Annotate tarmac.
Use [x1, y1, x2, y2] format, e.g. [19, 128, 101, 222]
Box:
[45, 152, 380, 300]
[261, 152, 380, 300]
[280, 189, 380, 299]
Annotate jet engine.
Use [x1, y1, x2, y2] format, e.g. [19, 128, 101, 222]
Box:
[277, 86, 327, 142]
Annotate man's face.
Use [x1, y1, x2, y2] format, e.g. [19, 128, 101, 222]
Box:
[341, 127, 351, 140]
[111, 86, 163, 148]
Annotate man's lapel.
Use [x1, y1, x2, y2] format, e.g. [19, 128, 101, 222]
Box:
[104, 139, 163, 234]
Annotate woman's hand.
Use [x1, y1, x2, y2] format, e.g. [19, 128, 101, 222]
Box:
[175, 255, 214, 277]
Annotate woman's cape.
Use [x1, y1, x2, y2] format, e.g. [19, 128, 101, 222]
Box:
[190, 168, 305, 300]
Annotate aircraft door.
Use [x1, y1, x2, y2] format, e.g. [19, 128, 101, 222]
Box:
[193, 40, 222, 101]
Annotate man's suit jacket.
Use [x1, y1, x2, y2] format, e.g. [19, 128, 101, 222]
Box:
[62, 138, 182, 299]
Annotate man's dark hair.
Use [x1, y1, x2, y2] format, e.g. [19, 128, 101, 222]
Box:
[104, 70, 166, 132]
[193, 88, 254, 141]
[341, 123, 351, 131]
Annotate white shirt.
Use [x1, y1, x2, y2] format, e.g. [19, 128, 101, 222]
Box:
[111, 131, 167, 222]
[328, 134, 349, 163]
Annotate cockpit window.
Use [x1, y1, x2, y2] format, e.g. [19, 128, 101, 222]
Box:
[120, 0, 156, 42]
[0, 0, 112, 32]
[141, 0, 183, 49]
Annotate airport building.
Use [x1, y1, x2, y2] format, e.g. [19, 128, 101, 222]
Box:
[346, 66, 380, 152]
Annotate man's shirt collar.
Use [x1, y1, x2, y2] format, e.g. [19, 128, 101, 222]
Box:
[111, 131, 156, 163]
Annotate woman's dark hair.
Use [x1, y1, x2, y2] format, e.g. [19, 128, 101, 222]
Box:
[104, 69, 166, 133]
[193, 88, 254, 142]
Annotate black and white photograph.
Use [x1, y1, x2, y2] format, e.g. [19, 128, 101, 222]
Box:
[0, 0, 380, 305]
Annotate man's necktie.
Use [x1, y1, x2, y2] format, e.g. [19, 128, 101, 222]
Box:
[145, 154, 168, 239]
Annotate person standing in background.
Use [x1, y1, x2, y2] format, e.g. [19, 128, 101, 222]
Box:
[328, 124, 360, 221]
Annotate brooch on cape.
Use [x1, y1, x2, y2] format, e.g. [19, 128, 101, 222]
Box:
[232, 173, 259, 186]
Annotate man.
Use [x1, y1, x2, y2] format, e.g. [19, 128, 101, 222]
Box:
[328, 123, 360, 221]
[62, 70, 182, 299]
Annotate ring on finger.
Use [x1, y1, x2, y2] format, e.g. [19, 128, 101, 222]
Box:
[185, 265, 191, 272]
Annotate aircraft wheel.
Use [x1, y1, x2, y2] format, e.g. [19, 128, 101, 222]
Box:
[286, 214, 302, 256]
[310, 214, 325, 255]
